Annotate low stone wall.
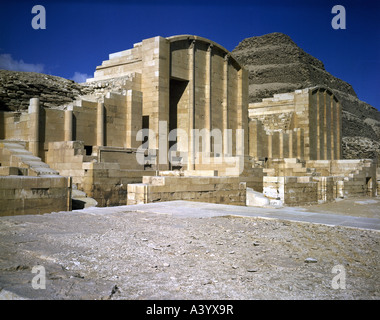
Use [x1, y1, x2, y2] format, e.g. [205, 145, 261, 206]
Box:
[82, 162, 155, 207]
[127, 176, 247, 206]
[263, 176, 318, 206]
[0, 175, 70, 216]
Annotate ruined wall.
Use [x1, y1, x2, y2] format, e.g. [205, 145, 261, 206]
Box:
[248, 87, 341, 161]
[127, 175, 247, 206]
[263, 176, 318, 206]
[90, 44, 143, 81]
[46, 140, 155, 207]
[263, 158, 377, 205]
[81, 162, 154, 207]
[1, 88, 143, 159]
[0, 175, 70, 216]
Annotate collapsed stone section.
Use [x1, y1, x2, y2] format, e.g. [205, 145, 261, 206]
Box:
[0, 140, 70, 216]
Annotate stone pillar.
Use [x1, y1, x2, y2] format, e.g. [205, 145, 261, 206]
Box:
[125, 91, 143, 149]
[296, 128, 302, 158]
[249, 120, 258, 159]
[236, 68, 246, 157]
[28, 98, 40, 157]
[188, 40, 196, 169]
[64, 109, 73, 141]
[204, 44, 213, 154]
[323, 91, 328, 160]
[222, 54, 229, 155]
[316, 91, 320, 160]
[268, 134, 272, 159]
[288, 130, 293, 158]
[336, 101, 341, 159]
[330, 98, 335, 160]
[97, 101, 104, 146]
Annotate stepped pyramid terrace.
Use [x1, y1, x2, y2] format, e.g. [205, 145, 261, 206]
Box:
[0, 35, 378, 216]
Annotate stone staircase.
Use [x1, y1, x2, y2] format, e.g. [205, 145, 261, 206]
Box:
[0, 140, 59, 176]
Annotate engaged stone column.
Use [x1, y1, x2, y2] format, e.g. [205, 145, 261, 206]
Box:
[204, 44, 213, 154]
[223, 54, 229, 156]
[97, 101, 104, 146]
[64, 109, 73, 141]
[28, 97, 40, 157]
[188, 40, 196, 169]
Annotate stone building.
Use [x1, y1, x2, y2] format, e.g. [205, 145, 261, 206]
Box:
[88, 35, 249, 169]
[248, 87, 376, 205]
[249, 87, 342, 162]
[0, 35, 377, 216]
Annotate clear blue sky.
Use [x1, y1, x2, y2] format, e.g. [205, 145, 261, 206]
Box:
[0, 0, 379, 109]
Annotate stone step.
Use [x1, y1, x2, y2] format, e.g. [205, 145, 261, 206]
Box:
[30, 167, 60, 176]
[10, 154, 42, 163]
[1, 143, 25, 149]
[6, 148, 33, 156]
[293, 167, 308, 173]
[22, 160, 50, 168]
[2, 142, 59, 176]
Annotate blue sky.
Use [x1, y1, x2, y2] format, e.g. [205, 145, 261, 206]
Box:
[0, 0, 379, 109]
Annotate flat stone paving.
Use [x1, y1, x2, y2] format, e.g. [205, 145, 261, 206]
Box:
[122, 200, 380, 231]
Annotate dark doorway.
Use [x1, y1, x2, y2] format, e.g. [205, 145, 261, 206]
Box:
[366, 177, 373, 196]
[142, 115, 149, 147]
[169, 78, 188, 151]
[84, 145, 93, 156]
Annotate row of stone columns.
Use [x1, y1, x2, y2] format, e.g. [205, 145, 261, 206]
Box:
[186, 40, 245, 168]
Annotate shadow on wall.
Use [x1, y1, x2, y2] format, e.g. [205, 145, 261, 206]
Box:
[0, 112, 4, 139]
[72, 199, 86, 210]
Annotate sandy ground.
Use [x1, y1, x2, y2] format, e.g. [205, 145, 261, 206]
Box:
[0, 197, 379, 300]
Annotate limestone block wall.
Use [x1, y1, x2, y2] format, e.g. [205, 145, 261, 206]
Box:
[81, 162, 155, 207]
[46, 141, 87, 186]
[127, 176, 247, 206]
[46, 141, 155, 206]
[0, 175, 70, 216]
[306, 159, 377, 197]
[90, 44, 143, 81]
[263, 176, 318, 206]
[264, 158, 376, 201]
[1, 88, 143, 162]
[0, 111, 30, 142]
[314, 176, 334, 203]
